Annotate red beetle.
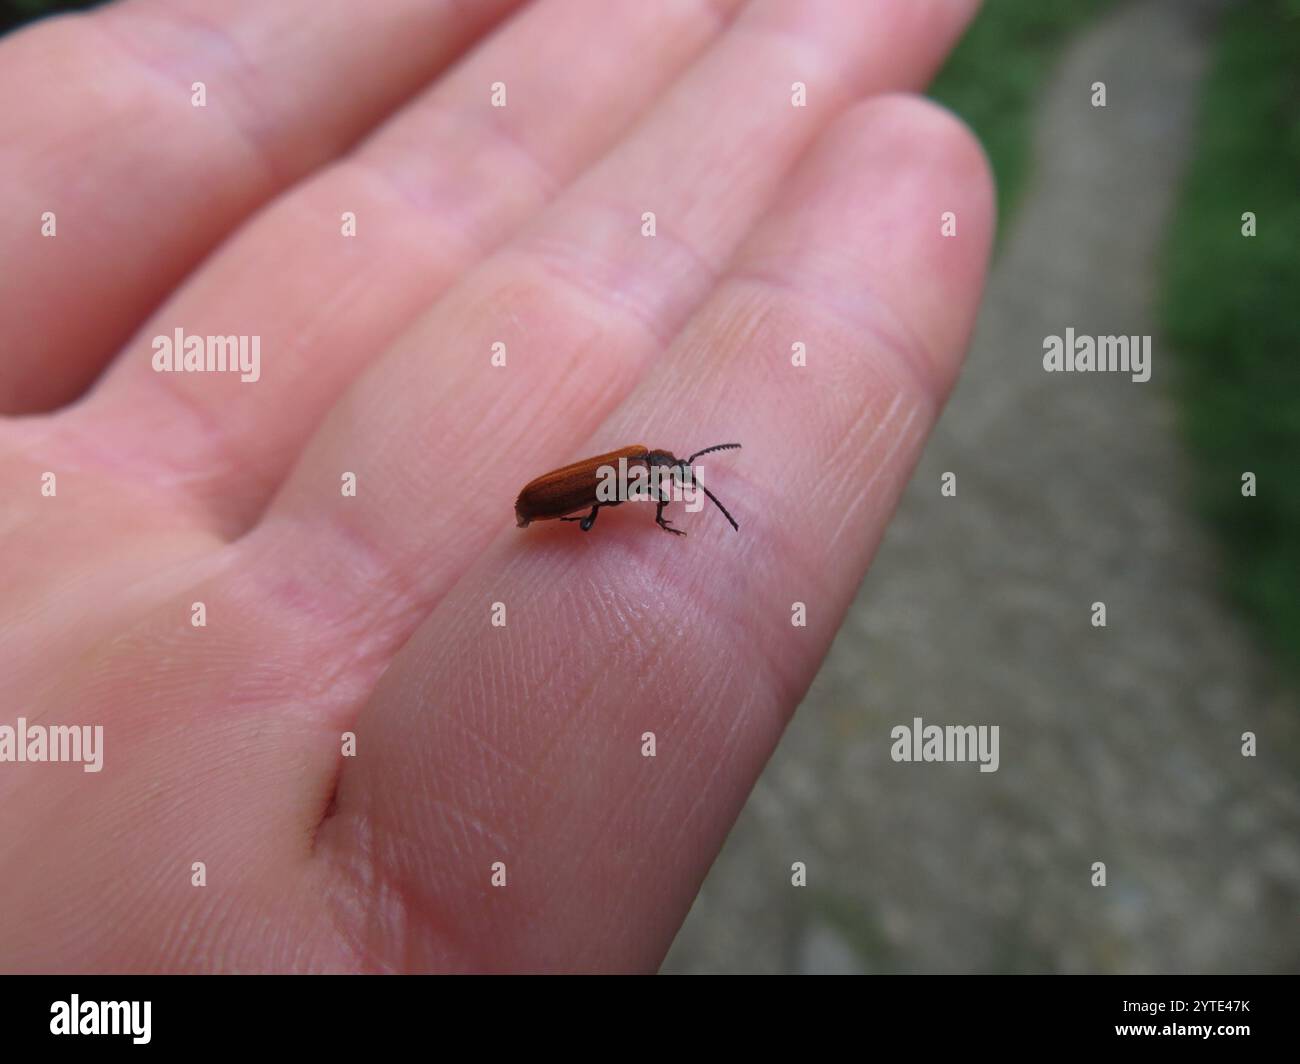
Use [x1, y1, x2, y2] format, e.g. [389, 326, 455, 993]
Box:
[515, 443, 741, 536]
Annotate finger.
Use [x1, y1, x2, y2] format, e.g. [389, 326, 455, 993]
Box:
[0, 0, 521, 413]
[316, 95, 995, 970]
[74, 0, 748, 531]
[248, 0, 981, 645]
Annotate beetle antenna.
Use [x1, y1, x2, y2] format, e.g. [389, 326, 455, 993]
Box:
[686, 442, 742, 465]
[678, 443, 740, 529]
[699, 482, 739, 531]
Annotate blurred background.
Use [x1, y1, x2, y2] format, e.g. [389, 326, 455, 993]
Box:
[7, 0, 1297, 972]
[666, 0, 1300, 973]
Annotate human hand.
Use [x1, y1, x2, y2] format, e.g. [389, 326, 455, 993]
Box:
[0, 0, 992, 971]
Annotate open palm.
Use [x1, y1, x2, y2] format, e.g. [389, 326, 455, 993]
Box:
[0, 0, 991, 971]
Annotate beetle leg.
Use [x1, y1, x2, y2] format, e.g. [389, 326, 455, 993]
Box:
[655, 499, 686, 536]
[561, 505, 600, 531]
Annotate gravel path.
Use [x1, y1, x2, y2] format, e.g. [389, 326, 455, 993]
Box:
[664, 0, 1299, 974]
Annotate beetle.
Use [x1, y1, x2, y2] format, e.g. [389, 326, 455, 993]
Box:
[515, 443, 741, 536]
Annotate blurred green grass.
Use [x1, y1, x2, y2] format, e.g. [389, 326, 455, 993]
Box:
[1159, 0, 1300, 677]
[929, 0, 1118, 231]
[932, 0, 1299, 677]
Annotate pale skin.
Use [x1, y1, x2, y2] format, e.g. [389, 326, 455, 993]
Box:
[0, 0, 993, 971]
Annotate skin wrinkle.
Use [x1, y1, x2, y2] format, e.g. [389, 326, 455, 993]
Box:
[638, 657, 755, 849]
[535, 581, 678, 732]
[135, 367, 269, 517]
[515, 207, 722, 352]
[325, 801, 449, 972]
[813, 388, 911, 512]
[825, 400, 927, 561]
[351, 647, 527, 837]
[374, 824, 501, 970]
[699, 461, 841, 641]
[344, 269, 608, 454]
[821, 389, 909, 496]
[339, 152, 508, 268]
[429, 794, 512, 859]
[59, 391, 246, 500]
[253, 511, 425, 665]
[820, 393, 924, 556]
[575, 667, 761, 964]
[88, 12, 282, 189]
[529, 788, 647, 957]
[469, 606, 601, 775]
[520, 526, 799, 749]
[458, 98, 566, 202]
[363, 101, 558, 220]
[729, 266, 950, 404]
[440, 707, 561, 811]
[668, 680, 757, 846]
